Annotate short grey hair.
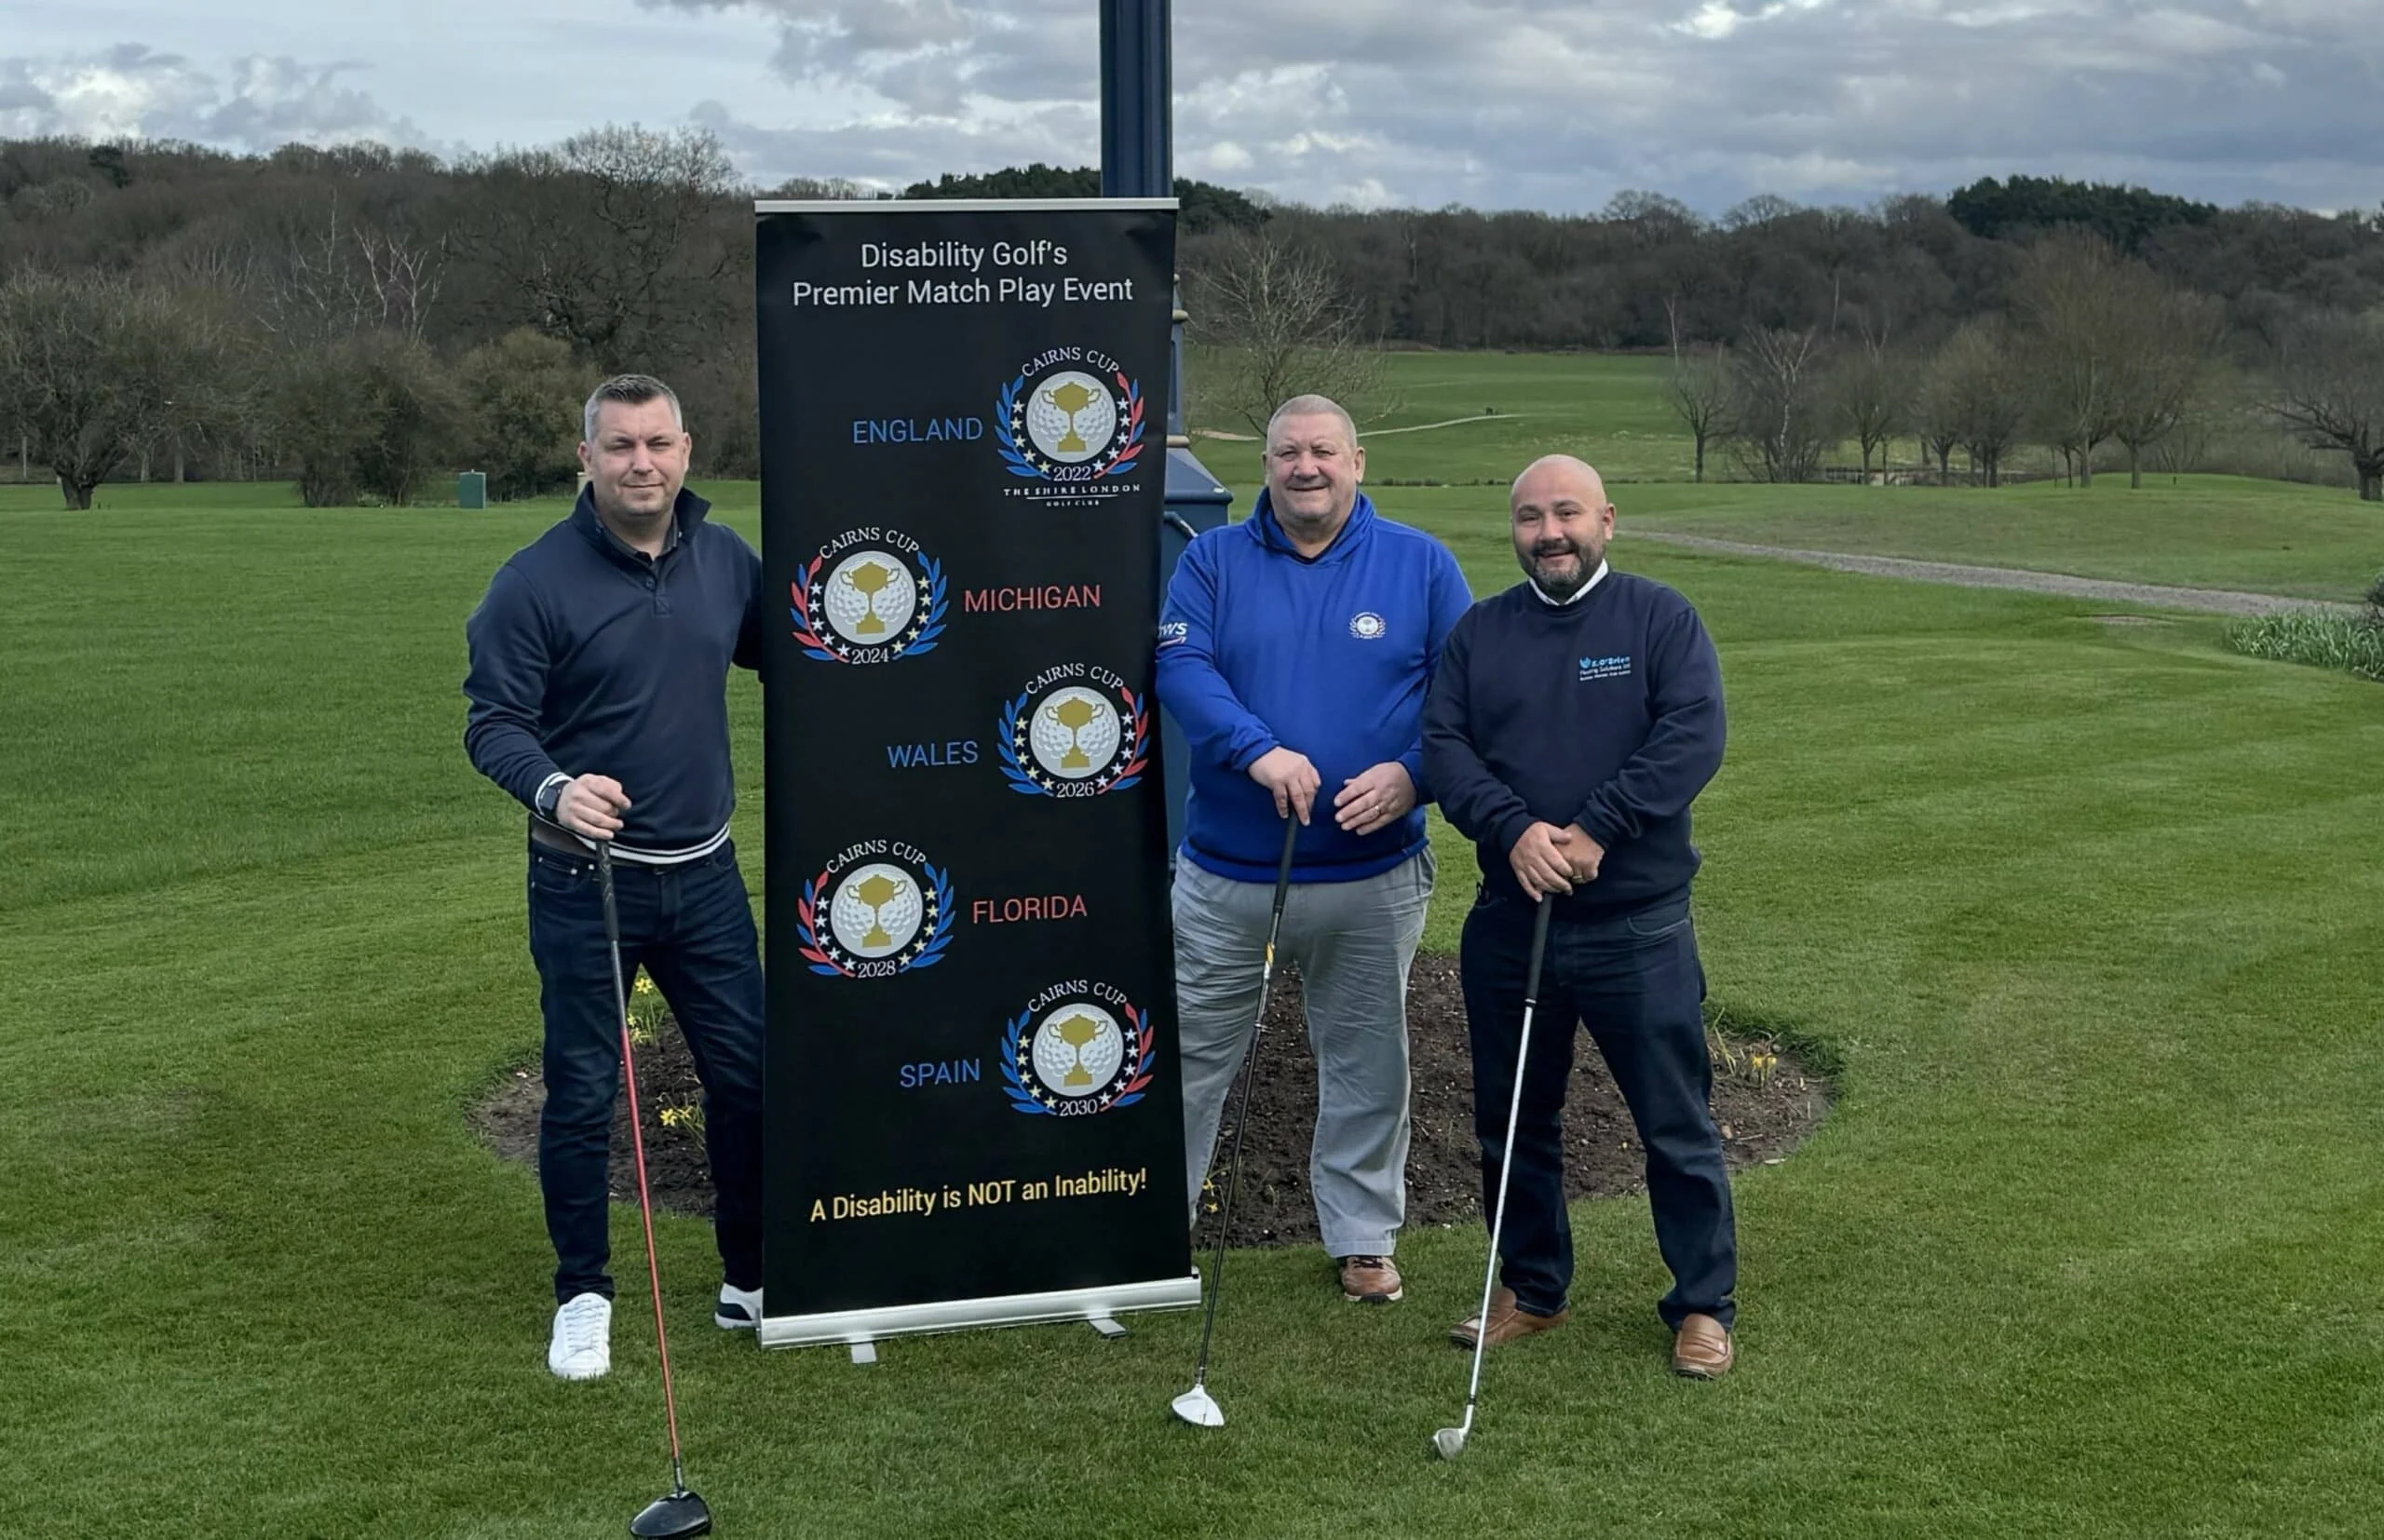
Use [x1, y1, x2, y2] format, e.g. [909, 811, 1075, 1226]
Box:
[582, 373, 684, 443]
[1265, 394, 1358, 452]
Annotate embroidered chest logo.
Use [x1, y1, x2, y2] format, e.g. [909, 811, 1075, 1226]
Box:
[1349, 612, 1388, 641]
[1579, 654, 1632, 682]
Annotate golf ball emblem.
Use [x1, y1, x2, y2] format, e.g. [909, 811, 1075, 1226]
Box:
[1003, 982, 1155, 1116]
[797, 842, 955, 979]
[1030, 1006, 1125, 1096]
[995, 347, 1146, 492]
[791, 528, 948, 665]
[998, 664, 1149, 798]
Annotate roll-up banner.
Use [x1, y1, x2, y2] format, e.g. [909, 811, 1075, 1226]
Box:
[752, 197, 1196, 1348]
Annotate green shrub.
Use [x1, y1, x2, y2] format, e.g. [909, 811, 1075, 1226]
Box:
[2228, 609, 2384, 682]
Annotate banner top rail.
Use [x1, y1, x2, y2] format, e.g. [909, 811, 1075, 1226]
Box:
[753, 197, 1180, 214]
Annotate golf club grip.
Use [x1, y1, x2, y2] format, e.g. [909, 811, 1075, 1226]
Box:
[1523, 895, 1553, 1005]
[1273, 812, 1299, 893]
[596, 840, 619, 944]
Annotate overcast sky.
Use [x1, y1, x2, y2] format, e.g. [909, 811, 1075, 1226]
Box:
[5, 0, 2379, 216]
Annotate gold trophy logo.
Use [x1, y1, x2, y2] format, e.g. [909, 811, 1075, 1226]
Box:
[1040, 378, 1098, 456]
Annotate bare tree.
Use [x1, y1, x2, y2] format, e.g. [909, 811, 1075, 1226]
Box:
[2013, 232, 2129, 487]
[0, 272, 230, 508]
[249, 195, 444, 344]
[1928, 318, 2028, 487]
[1829, 337, 1909, 480]
[1663, 348, 1732, 483]
[461, 125, 738, 371]
[2264, 310, 2384, 501]
[1729, 325, 1830, 483]
[2109, 278, 2224, 489]
[1187, 228, 1388, 437]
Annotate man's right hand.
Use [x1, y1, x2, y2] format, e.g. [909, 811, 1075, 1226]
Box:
[1509, 821, 1577, 898]
[555, 775, 631, 840]
[1248, 747, 1321, 825]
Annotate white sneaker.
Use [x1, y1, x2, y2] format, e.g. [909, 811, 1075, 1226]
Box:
[549, 1292, 612, 1380]
[715, 1282, 763, 1330]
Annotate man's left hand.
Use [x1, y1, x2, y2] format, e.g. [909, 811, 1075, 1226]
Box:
[1333, 763, 1417, 836]
[1554, 823, 1605, 882]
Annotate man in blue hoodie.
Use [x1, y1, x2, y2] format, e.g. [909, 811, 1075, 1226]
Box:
[463, 375, 767, 1381]
[1158, 394, 1472, 1304]
[1422, 453, 1737, 1377]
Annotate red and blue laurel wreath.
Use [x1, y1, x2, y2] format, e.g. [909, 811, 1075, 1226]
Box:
[1002, 1003, 1154, 1115]
[1102, 372, 1145, 479]
[789, 554, 947, 663]
[993, 371, 1145, 480]
[995, 684, 1150, 797]
[793, 862, 955, 977]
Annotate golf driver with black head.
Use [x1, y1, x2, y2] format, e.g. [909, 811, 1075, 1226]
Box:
[1171, 814, 1300, 1430]
[596, 842, 713, 1539]
[1434, 892, 1554, 1461]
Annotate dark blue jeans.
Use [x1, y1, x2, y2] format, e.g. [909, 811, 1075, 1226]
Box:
[1459, 888, 1735, 1331]
[527, 839, 765, 1304]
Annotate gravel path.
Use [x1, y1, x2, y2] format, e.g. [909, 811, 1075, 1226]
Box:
[1631, 531, 2360, 618]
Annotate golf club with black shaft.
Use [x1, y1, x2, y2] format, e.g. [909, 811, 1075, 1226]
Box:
[1434, 891, 1555, 1461]
[1171, 812, 1301, 1430]
[596, 841, 713, 1540]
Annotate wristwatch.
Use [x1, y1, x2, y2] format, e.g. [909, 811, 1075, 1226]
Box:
[535, 778, 565, 822]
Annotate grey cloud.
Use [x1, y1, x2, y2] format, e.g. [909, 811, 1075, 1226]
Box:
[0, 46, 431, 153]
[663, 0, 2384, 212]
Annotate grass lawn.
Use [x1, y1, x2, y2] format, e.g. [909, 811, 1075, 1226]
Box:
[1189, 350, 1691, 485]
[7, 471, 2382, 1535]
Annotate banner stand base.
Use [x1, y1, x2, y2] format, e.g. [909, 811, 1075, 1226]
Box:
[759, 1273, 1200, 1351]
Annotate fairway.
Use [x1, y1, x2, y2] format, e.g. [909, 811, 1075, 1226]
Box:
[7, 463, 2382, 1536]
[1185, 351, 2381, 605]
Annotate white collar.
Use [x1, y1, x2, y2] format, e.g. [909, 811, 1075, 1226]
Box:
[1531, 558, 1609, 606]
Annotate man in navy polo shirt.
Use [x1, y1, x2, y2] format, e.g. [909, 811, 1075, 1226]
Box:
[1158, 394, 1471, 1304]
[463, 374, 767, 1380]
[1422, 453, 1738, 1377]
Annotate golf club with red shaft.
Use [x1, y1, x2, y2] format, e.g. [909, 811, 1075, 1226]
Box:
[597, 840, 713, 1539]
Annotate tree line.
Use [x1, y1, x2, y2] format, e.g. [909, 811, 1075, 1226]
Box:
[1, 133, 2379, 505]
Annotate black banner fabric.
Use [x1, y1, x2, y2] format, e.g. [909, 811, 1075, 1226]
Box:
[755, 200, 1190, 1325]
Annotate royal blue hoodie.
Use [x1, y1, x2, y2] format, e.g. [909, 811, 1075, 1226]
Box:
[1156, 490, 1472, 884]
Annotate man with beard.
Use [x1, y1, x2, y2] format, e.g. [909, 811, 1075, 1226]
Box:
[1420, 454, 1737, 1377]
[1158, 393, 1471, 1304]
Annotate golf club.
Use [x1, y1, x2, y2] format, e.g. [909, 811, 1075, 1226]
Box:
[1171, 812, 1301, 1430]
[1434, 892, 1554, 1462]
[597, 841, 714, 1540]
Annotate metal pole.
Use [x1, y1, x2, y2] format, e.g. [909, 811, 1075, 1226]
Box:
[1099, 0, 1233, 861]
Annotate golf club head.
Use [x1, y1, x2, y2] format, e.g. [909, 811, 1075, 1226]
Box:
[630, 1487, 711, 1539]
[1171, 1385, 1226, 1428]
[1432, 1426, 1468, 1461]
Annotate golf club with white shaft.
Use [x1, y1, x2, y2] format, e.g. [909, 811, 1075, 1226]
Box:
[597, 841, 713, 1539]
[1434, 891, 1554, 1461]
[1172, 813, 1300, 1430]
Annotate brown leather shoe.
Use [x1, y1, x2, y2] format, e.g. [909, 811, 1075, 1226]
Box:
[1672, 1313, 1734, 1378]
[1338, 1254, 1402, 1304]
[1450, 1287, 1567, 1349]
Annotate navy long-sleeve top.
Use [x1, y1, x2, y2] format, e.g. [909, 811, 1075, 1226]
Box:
[463, 487, 764, 862]
[1422, 569, 1725, 916]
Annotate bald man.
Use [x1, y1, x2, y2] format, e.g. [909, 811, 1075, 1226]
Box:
[1420, 456, 1737, 1377]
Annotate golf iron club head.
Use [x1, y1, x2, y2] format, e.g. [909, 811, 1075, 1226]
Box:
[1171, 1385, 1226, 1428]
[1432, 1425, 1469, 1461]
[630, 1487, 712, 1539]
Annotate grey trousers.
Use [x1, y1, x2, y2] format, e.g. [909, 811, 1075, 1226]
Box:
[1172, 848, 1435, 1257]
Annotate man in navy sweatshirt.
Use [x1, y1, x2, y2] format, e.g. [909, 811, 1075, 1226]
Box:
[463, 374, 767, 1381]
[1422, 453, 1738, 1378]
[1158, 394, 1472, 1304]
